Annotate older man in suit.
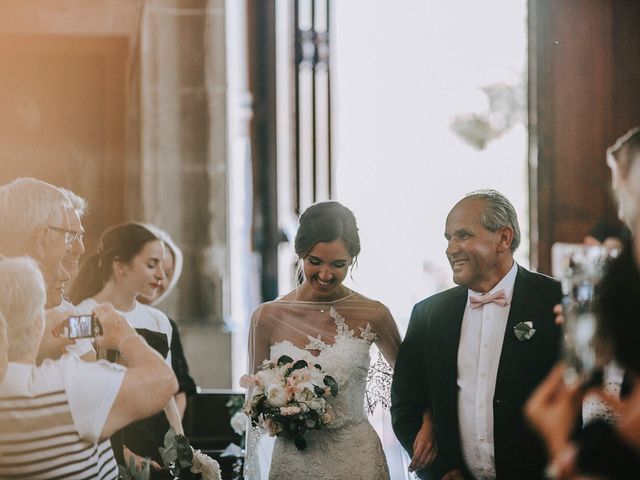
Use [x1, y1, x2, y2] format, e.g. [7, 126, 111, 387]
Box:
[392, 190, 562, 480]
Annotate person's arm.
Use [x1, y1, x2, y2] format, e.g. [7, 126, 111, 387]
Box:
[391, 304, 430, 457]
[36, 309, 75, 363]
[163, 396, 184, 435]
[372, 304, 402, 367]
[93, 304, 178, 440]
[619, 373, 640, 450]
[409, 410, 438, 473]
[525, 364, 584, 477]
[248, 307, 271, 373]
[175, 392, 188, 417]
[168, 319, 197, 418]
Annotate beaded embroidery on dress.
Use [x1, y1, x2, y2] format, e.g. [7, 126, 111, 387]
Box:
[245, 297, 398, 480]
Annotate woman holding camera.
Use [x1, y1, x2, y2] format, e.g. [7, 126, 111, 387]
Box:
[0, 256, 177, 479]
[69, 222, 181, 477]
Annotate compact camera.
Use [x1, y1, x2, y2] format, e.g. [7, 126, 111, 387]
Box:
[66, 314, 103, 339]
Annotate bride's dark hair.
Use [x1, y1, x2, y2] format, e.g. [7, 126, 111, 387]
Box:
[294, 201, 361, 260]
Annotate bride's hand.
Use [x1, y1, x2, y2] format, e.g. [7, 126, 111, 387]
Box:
[409, 410, 437, 472]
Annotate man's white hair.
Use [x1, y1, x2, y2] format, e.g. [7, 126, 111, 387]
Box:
[0, 256, 46, 359]
[59, 187, 88, 218]
[0, 178, 72, 256]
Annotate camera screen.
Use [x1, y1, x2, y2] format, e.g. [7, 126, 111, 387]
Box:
[68, 315, 95, 339]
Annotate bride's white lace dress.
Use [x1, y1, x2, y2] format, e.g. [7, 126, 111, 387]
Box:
[268, 308, 389, 479]
[245, 297, 400, 480]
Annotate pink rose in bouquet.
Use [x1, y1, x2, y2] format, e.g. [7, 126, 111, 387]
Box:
[240, 355, 338, 450]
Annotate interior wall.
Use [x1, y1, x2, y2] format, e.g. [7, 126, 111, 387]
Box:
[530, 0, 640, 274]
[0, 0, 232, 388]
[0, 0, 143, 253]
[141, 0, 231, 388]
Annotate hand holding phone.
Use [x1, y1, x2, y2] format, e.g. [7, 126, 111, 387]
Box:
[65, 314, 103, 339]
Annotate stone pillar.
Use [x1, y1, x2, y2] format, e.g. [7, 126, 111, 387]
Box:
[141, 0, 230, 388]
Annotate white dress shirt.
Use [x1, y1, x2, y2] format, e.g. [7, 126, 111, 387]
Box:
[457, 262, 517, 480]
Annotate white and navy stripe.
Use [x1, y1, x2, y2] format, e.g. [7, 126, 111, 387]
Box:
[0, 390, 118, 479]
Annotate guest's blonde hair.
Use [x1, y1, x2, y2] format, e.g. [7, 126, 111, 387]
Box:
[0, 256, 46, 360]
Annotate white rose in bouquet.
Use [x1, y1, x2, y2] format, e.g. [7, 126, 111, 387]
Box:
[307, 397, 325, 411]
[266, 383, 289, 407]
[230, 410, 247, 435]
[256, 368, 283, 392]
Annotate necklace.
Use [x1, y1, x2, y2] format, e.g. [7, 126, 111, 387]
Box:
[287, 288, 356, 310]
[318, 291, 356, 312]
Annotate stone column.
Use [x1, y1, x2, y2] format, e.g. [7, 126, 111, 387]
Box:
[141, 0, 230, 388]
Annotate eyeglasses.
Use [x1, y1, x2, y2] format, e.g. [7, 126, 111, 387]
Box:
[48, 226, 82, 247]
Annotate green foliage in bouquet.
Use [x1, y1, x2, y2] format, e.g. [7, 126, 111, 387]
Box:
[158, 428, 222, 480]
[159, 428, 194, 479]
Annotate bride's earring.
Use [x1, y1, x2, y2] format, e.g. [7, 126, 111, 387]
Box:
[294, 258, 304, 286]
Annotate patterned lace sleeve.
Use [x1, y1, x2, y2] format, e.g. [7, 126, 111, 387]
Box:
[243, 423, 262, 479]
[365, 350, 394, 415]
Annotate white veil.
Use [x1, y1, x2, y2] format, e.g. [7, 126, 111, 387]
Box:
[243, 291, 402, 479]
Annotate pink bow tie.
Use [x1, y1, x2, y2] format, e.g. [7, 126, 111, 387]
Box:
[469, 289, 509, 309]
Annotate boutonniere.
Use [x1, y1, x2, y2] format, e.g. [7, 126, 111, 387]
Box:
[514, 321, 536, 342]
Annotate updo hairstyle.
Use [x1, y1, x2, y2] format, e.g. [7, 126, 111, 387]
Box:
[294, 201, 361, 261]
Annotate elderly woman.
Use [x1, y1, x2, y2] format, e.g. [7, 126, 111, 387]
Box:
[0, 256, 177, 480]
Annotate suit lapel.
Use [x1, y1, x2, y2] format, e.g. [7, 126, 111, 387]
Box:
[495, 266, 530, 389]
[436, 287, 468, 461]
[440, 287, 468, 394]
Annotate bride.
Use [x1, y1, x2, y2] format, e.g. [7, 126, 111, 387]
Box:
[245, 201, 402, 479]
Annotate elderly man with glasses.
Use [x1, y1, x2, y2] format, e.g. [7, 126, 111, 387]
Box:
[0, 177, 85, 360]
[0, 177, 74, 308]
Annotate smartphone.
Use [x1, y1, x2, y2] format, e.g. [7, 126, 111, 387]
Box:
[66, 314, 102, 339]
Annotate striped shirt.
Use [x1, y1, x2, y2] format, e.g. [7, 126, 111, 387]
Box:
[0, 356, 125, 479]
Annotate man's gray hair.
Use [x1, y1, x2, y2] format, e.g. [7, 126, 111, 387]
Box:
[0, 178, 72, 256]
[465, 189, 521, 253]
[0, 256, 46, 359]
[59, 187, 88, 218]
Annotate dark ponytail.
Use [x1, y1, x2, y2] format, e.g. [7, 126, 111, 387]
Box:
[67, 253, 104, 305]
[68, 222, 159, 304]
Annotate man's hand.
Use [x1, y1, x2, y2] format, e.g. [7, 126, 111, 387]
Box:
[37, 309, 75, 362]
[409, 410, 437, 472]
[553, 303, 564, 325]
[442, 469, 465, 480]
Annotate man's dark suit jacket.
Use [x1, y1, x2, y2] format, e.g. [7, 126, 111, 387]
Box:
[391, 265, 562, 479]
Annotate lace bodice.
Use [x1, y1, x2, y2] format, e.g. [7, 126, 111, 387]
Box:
[270, 307, 376, 429]
[245, 297, 399, 480]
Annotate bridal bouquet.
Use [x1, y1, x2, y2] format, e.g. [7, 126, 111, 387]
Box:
[240, 354, 338, 450]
